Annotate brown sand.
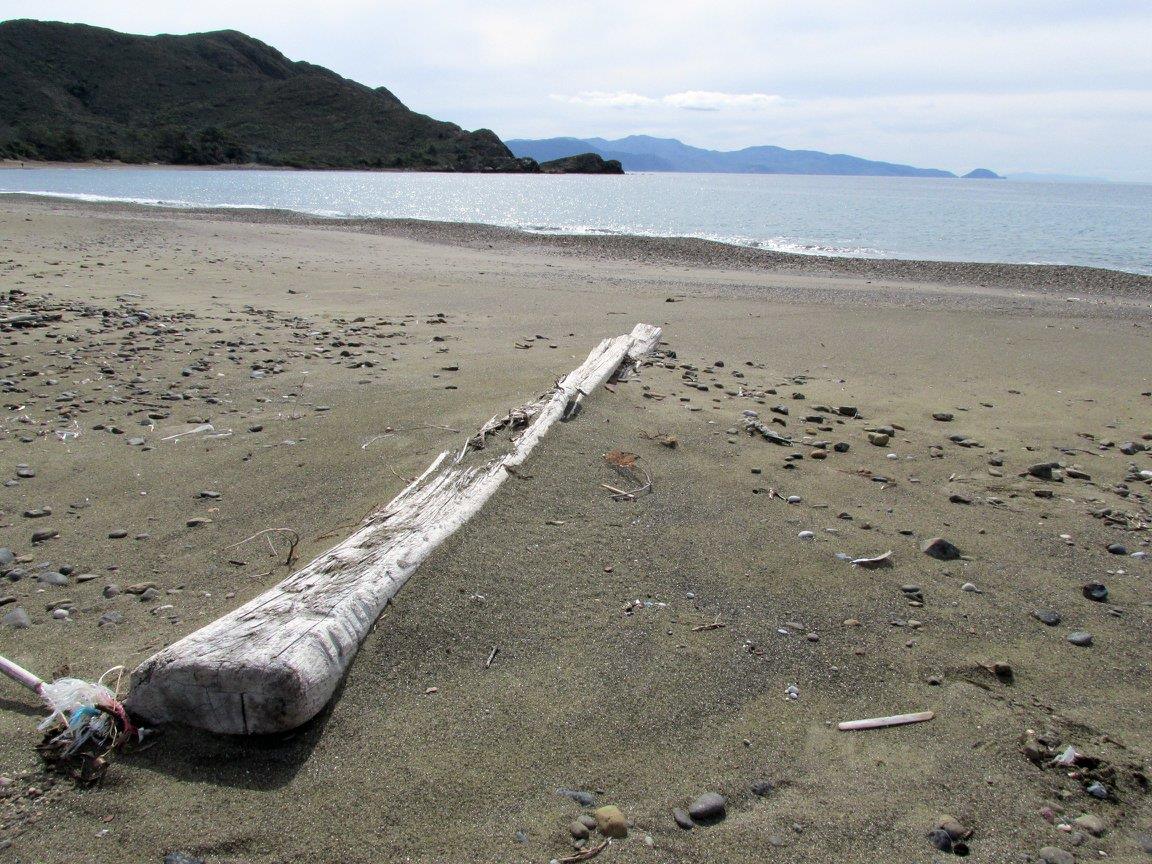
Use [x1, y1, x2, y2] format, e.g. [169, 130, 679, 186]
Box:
[0, 196, 1150, 863]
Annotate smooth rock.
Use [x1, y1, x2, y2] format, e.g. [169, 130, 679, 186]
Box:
[1038, 847, 1075, 864]
[1067, 631, 1093, 647]
[99, 611, 124, 627]
[1033, 609, 1062, 626]
[672, 808, 694, 830]
[1081, 582, 1108, 602]
[921, 537, 961, 560]
[3, 607, 30, 629]
[1071, 814, 1105, 837]
[687, 792, 726, 823]
[568, 821, 590, 840]
[593, 805, 628, 838]
[555, 788, 595, 806]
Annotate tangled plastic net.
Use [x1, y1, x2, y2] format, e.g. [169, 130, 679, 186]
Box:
[35, 667, 138, 786]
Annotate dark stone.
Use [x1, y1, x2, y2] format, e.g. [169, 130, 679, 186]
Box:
[1106, 543, 1127, 555]
[928, 829, 954, 853]
[555, 788, 596, 807]
[750, 779, 774, 797]
[921, 537, 961, 560]
[1081, 582, 1108, 602]
[687, 792, 726, 823]
[1033, 609, 1062, 626]
[1067, 631, 1093, 647]
[672, 808, 694, 830]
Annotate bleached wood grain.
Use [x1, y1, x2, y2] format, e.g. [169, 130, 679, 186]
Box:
[126, 324, 661, 734]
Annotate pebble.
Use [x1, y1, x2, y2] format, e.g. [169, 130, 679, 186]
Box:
[568, 821, 589, 840]
[797, 531, 815, 540]
[672, 808, 694, 830]
[37, 571, 69, 586]
[1071, 814, 1104, 836]
[1067, 631, 1093, 647]
[750, 780, 774, 797]
[1038, 848, 1075, 864]
[1081, 582, 1108, 602]
[555, 788, 595, 806]
[3, 607, 31, 628]
[921, 537, 961, 560]
[593, 805, 628, 838]
[932, 412, 954, 422]
[1106, 543, 1127, 555]
[687, 792, 726, 823]
[31, 529, 59, 543]
[0, 549, 13, 568]
[99, 610, 124, 626]
[51, 608, 69, 620]
[867, 432, 890, 446]
[1033, 609, 1062, 626]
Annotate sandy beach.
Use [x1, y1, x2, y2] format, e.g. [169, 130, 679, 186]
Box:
[1, 195, 1150, 863]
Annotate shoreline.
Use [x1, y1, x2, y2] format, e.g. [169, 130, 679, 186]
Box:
[4, 192, 1152, 300]
[0, 199, 1149, 863]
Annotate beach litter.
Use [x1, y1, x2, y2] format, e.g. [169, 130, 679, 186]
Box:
[0, 654, 140, 786]
[838, 710, 935, 731]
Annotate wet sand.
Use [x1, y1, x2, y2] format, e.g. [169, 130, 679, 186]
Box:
[0, 196, 1149, 863]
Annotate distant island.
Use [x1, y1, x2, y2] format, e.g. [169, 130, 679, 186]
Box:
[507, 135, 999, 179]
[0, 20, 614, 174]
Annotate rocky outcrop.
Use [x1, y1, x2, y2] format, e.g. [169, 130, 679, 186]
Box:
[538, 153, 625, 174]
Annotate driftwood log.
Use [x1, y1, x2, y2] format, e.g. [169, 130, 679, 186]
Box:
[126, 323, 661, 734]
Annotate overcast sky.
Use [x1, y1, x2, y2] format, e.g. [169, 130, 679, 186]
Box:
[4, 1, 1151, 180]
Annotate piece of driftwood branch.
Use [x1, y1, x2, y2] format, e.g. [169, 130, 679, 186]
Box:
[837, 710, 934, 731]
[126, 323, 661, 734]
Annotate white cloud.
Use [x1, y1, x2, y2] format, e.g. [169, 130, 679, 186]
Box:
[552, 90, 782, 112]
[662, 91, 782, 111]
[551, 91, 656, 108]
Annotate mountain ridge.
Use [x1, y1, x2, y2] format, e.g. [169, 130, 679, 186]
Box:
[0, 19, 535, 171]
[506, 134, 976, 178]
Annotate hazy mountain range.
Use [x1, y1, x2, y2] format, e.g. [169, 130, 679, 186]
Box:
[507, 135, 1001, 179]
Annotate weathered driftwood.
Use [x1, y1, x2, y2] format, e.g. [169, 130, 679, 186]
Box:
[126, 323, 661, 734]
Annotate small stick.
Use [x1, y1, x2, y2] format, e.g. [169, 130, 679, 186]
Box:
[558, 839, 609, 863]
[485, 646, 499, 668]
[691, 619, 726, 632]
[838, 710, 934, 731]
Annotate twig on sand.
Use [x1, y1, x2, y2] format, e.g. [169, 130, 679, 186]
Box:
[558, 839, 610, 863]
[601, 450, 653, 500]
[485, 646, 499, 668]
[361, 424, 461, 449]
[390, 467, 416, 484]
[691, 616, 726, 633]
[838, 710, 935, 731]
[224, 528, 300, 568]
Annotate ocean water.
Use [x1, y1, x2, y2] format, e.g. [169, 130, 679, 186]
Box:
[2, 167, 1149, 274]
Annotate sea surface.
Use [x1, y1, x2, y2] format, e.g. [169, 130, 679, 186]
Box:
[2, 167, 1149, 274]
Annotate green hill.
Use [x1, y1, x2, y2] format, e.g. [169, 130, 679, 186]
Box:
[0, 19, 533, 171]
